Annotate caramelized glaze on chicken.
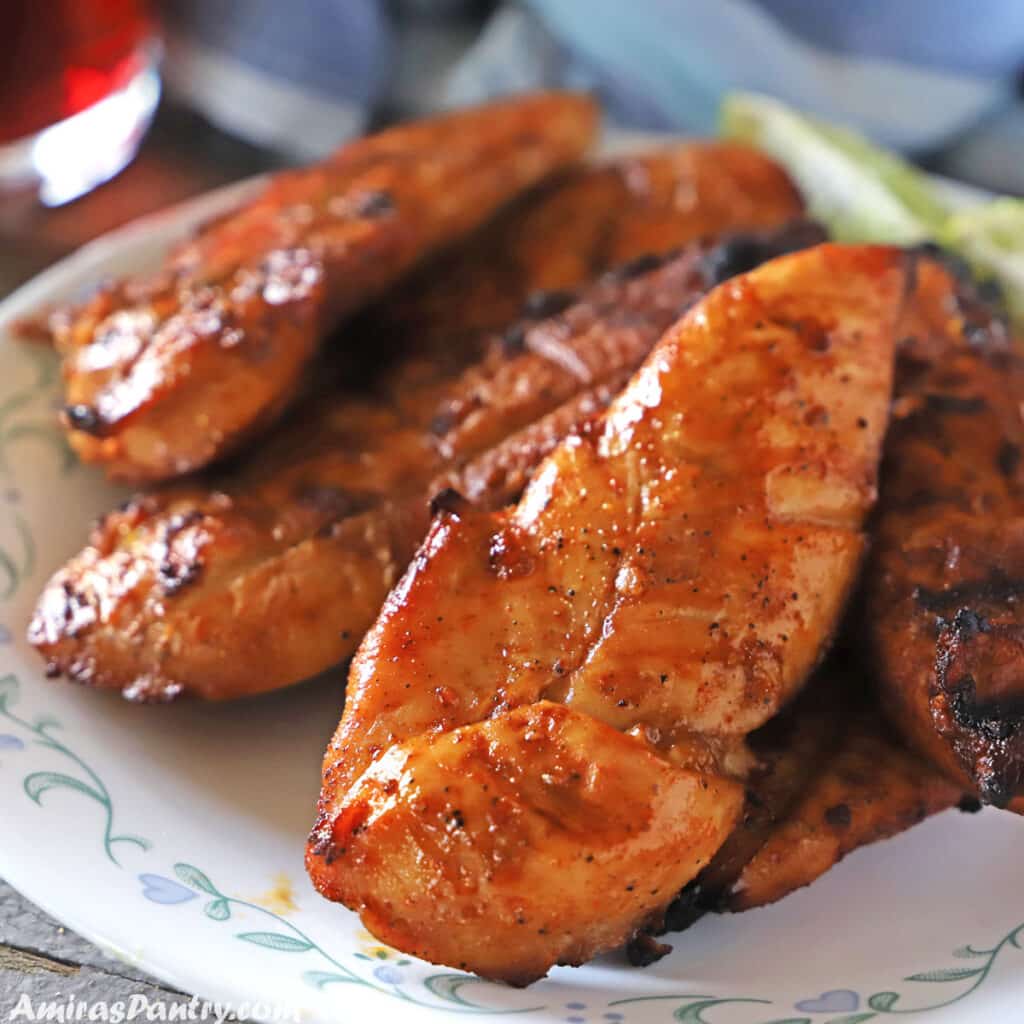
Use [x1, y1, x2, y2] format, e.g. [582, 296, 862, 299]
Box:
[307, 244, 905, 983]
[30, 148, 806, 701]
[866, 257, 1024, 805]
[52, 93, 599, 482]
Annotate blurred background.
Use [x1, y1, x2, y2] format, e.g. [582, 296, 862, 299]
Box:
[3, 0, 1024, 293]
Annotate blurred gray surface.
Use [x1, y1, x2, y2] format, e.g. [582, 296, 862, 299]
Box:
[0, 879, 183, 1009]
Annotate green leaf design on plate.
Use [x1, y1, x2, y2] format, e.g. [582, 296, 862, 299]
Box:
[237, 931, 314, 953]
[302, 971, 356, 989]
[151, 861, 1024, 1022]
[0, 509, 34, 601]
[423, 974, 487, 1006]
[868, 992, 900, 1012]
[0, 345, 76, 601]
[203, 898, 231, 921]
[1, 423, 75, 474]
[0, 545, 18, 602]
[904, 966, 984, 983]
[952, 945, 988, 958]
[674, 999, 736, 1023]
[24, 770, 102, 805]
[174, 863, 222, 896]
[0, 675, 151, 865]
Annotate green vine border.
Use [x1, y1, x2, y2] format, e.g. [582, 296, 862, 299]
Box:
[159, 857, 1024, 1022]
[0, 343, 74, 599]
[167, 862, 545, 1015]
[4, 664, 1023, 1021]
[0, 674, 150, 865]
[610, 915, 1024, 1021]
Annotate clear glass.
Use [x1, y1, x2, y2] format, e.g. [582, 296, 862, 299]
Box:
[0, 2, 161, 206]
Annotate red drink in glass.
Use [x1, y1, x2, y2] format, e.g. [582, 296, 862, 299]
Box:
[0, 0, 161, 205]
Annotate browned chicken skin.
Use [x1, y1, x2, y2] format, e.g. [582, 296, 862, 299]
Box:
[726, 697, 965, 909]
[30, 146, 806, 701]
[52, 92, 598, 482]
[702, 670, 964, 911]
[307, 245, 905, 984]
[627, 670, 967, 964]
[866, 256, 1024, 805]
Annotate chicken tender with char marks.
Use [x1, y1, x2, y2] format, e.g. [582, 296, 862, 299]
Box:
[53, 93, 599, 482]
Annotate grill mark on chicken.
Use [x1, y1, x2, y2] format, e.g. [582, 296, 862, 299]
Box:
[933, 609, 1024, 803]
[941, 668, 1024, 742]
[428, 487, 470, 518]
[156, 511, 208, 596]
[520, 288, 578, 319]
[350, 189, 396, 218]
[913, 572, 1024, 613]
[439, 372, 632, 508]
[997, 440, 1022, 478]
[292, 483, 372, 520]
[602, 250, 677, 283]
[923, 393, 989, 416]
[63, 403, 104, 436]
[865, 258, 1024, 805]
[700, 220, 827, 286]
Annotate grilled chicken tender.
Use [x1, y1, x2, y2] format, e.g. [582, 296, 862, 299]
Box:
[724, 702, 966, 910]
[866, 257, 1024, 805]
[696, 675, 964, 911]
[627, 674, 966, 963]
[52, 92, 598, 483]
[307, 245, 905, 984]
[30, 148, 806, 702]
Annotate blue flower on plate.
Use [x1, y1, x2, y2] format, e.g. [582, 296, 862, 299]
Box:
[794, 989, 860, 1014]
[0, 625, 11, 645]
[0, 733, 24, 750]
[139, 873, 199, 905]
[372, 965, 404, 985]
[3, 488, 19, 504]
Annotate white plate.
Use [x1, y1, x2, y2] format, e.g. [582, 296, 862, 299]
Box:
[1, 161, 1023, 1024]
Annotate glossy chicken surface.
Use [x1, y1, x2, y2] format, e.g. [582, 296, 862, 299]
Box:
[307, 244, 905, 983]
[30, 147, 806, 701]
[52, 92, 598, 482]
[866, 257, 1024, 805]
